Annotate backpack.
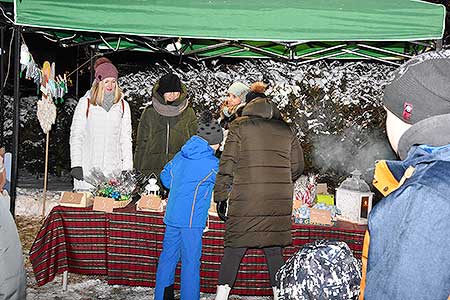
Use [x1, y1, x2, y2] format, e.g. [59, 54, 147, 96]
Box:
[276, 240, 362, 300]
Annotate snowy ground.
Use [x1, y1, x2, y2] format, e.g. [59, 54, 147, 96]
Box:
[14, 175, 271, 300]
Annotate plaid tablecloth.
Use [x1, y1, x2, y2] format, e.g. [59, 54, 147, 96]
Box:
[30, 205, 366, 296]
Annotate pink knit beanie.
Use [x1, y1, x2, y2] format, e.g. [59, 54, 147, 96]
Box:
[94, 57, 118, 82]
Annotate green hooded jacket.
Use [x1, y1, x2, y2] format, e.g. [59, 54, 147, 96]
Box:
[134, 81, 198, 177]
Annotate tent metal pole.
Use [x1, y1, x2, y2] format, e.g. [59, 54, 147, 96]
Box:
[435, 39, 443, 50]
[75, 45, 79, 99]
[90, 47, 94, 84]
[341, 48, 401, 66]
[0, 26, 5, 146]
[183, 41, 231, 55]
[294, 44, 346, 60]
[356, 43, 413, 59]
[236, 42, 287, 59]
[10, 26, 21, 216]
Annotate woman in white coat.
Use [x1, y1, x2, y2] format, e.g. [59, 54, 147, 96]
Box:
[70, 57, 133, 190]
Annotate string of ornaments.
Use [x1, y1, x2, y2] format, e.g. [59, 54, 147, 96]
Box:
[20, 43, 68, 133]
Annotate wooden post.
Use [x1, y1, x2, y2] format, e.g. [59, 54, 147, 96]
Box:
[42, 131, 50, 217]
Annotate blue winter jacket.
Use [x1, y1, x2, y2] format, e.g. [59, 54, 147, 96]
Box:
[160, 136, 219, 228]
[365, 144, 450, 300]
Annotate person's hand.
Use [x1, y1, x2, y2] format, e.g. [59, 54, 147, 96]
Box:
[70, 167, 84, 181]
[216, 201, 228, 222]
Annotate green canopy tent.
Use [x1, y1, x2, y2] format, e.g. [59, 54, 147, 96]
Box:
[4, 0, 446, 214]
[13, 0, 446, 62]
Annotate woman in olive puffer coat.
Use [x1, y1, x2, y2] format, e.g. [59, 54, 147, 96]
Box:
[214, 82, 304, 299]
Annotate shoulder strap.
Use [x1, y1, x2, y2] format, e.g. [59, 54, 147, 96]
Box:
[121, 99, 125, 117]
[86, 99, 90, 118]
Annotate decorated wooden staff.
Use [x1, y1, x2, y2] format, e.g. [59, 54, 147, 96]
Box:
[37, 61, 56, 217]
[20, 42, 68, 217]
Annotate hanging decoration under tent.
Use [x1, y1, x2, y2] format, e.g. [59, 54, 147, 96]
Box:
[19, 43, 68, 134]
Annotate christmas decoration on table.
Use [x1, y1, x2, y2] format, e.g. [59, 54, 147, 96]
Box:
[293, 174, 317, 209]
[85, 168, 147, 210]
[137, 176, 166, 212]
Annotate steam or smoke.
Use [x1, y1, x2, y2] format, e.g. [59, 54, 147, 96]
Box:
[312, 127, 397, 183]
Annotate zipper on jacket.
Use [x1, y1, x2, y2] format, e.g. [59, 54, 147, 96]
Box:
[166, 120, 170, 161]
[190, 171, 214, 228]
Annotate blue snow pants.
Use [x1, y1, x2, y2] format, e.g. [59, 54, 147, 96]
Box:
[154, 225, 203, 300]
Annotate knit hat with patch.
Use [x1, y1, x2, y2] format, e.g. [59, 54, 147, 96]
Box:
[383, 50, 450, 124]
[94, 57, 118, 82]
[227, 81, 250, 100]
[383, 51, 450, 159]
[158, 73, 182, 95]
[197, 111, 223, 145]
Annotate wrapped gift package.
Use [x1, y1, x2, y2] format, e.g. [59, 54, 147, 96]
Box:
[60, 191, 93, 208]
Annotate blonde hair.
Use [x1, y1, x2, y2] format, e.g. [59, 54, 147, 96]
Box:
[90, 80, 122, 106]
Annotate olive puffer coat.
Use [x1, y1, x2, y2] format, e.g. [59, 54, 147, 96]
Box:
[134, 81, 198, 177]
[214, 97, 304, 248]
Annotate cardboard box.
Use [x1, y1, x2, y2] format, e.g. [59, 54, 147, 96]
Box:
[92, 197, 115, 213]
[137, 194, 163, 212]
[60, 192, 93, 208]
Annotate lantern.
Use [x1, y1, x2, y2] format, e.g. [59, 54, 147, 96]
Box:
[145, 178, 160, 196]
[335, 170, 373, 224]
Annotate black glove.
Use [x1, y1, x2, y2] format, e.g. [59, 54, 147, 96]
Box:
[70, 167, 84, 181]
[216, 201, 228, 222]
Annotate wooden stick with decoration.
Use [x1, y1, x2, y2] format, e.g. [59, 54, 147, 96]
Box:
[37, 61, 57, 217]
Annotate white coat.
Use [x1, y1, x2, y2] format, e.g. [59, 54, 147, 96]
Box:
[70, 91, 133, 190]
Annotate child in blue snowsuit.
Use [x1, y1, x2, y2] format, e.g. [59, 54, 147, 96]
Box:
[154, 111, 223, 300]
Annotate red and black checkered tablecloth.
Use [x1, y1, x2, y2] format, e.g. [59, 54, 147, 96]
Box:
[30, 205, 366, 296]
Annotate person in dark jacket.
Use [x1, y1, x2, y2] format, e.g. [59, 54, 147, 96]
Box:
[154, 111, 223, 300]
[134, 73, 198, 180]
[360, 51, 450, 300]
[213, 83, 304, 300]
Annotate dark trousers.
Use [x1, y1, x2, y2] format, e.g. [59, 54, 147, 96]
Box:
[218, 246, 284, 287]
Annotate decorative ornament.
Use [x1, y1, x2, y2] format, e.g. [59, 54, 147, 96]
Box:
[36, 97, 57, 134]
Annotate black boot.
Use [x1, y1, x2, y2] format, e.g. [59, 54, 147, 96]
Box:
[163, 284, 174, 300]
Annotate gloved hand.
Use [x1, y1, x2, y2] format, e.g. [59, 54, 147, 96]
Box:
[70, 167, 84, 181]
[216, 201, 228, 222]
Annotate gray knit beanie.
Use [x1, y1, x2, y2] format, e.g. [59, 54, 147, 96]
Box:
[197, 111, 223, 145]
[227, 82, 250, 100]
[383, 50, 450, 159]
[383, 50, 450, 124]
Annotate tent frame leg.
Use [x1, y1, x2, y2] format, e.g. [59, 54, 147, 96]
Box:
[11, 25, 21, 216]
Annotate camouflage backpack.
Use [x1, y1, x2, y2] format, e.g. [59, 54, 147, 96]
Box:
[276, 240, 361, 300]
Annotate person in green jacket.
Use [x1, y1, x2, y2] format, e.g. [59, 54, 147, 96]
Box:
[134, 73, 198, 181]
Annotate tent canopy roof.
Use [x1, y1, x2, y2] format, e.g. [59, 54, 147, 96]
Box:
[15, 0, 445, 42]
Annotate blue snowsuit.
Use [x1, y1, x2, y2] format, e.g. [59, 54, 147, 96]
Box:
[365, 144, 450, 300]
[154, 136, 219, 300]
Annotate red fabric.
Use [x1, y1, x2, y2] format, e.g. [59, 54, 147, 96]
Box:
[30, 205, 366, 296]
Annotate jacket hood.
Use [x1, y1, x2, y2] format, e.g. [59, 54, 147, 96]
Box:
[386, 143, 450, 182]
[181, 136, 215, 160]
[242, 97, 281, 120]
[151, 80, 189, 117]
